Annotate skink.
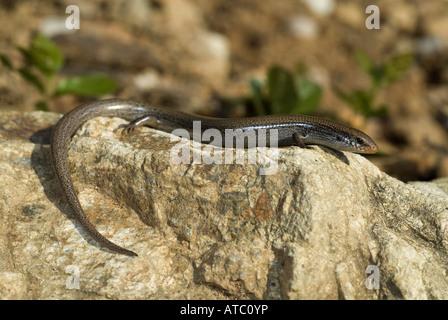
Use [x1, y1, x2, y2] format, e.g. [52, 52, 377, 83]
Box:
[50, 98, 378, 256]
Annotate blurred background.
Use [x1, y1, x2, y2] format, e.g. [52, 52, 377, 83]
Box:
[1, 0, 447, 182]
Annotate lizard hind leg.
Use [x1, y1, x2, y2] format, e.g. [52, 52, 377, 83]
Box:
[292, 132, 313, 149]
[114, 115, 159, 135]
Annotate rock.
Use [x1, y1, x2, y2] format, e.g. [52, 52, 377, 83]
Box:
[52, 33, 162, 72]
[334, 2, 365, 29]
[180, 30, 230, 89]
[425, 13, 448, 45]
[1, 109, 448, 299]
[287, 15, 319, 40]
[416, 36, 448, 84]
[383, 1, 418, 33]
[0, 272, 28, 299]
[109, 0, 154, 30]
[301, 0, 335, 17]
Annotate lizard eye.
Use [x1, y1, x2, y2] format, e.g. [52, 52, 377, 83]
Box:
[356, 137, 364, 145]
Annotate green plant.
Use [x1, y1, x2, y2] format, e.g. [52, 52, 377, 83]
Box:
[250, 64, 322, 116]
[0, 34, 118, 110]
[334, 50, 413, 118]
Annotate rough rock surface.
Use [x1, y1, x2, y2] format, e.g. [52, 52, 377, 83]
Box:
[1, 110, 448, 300]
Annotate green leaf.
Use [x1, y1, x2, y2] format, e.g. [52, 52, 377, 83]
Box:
[0, 53, 14, 70]
[334, 87, 374, 116]
[35, 100, 49, 111]
[267, 66, 299, 114]
[17, 67, 45, 93]
[249, 78, 267, 116]
[383, 53, 413, 85]
[373, 103, 389, 117]
[55, 74, 118, 97]
[20, 35, 64, 77]
[295, 61, 307, 76]
[356, 51, 384, 89]
[355, 50, 375, 76]
[293, 76, 322, 114]
[355, 51, 413, 90]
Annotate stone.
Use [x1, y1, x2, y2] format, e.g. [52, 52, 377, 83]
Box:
[1, 109, 448, 299]
[288, 15, 319, 40]
[383, 1, 418, 33]
[334, 2, 365, 29]
[301, 0, 335, 17]
[425, 14, 448, 44]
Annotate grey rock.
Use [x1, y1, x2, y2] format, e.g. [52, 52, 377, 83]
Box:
[0, 110, 447, 299]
